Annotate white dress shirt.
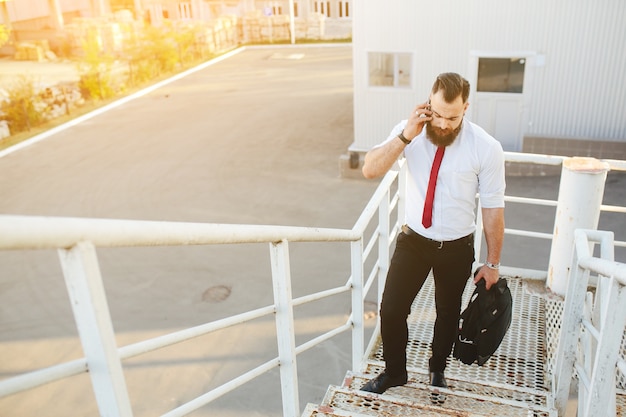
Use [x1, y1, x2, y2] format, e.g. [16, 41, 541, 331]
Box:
[375, 118, 506, 241]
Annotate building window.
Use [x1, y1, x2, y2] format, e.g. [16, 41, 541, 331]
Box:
[178, 2, 192, 19]
[339, 1, 350, 17]
[477, 58, 525, 93]
[368, 52, 412, 88]
[314, 1, 331, 17]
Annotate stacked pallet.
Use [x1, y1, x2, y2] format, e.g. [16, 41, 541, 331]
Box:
[14, 40, 50, 61]
[64, 17, 131, 55]
[241, 11, 290, 43]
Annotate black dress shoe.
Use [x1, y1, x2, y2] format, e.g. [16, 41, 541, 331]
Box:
[429, 371, 447, 405]
[360, 372, 407, 394]
[429, 371, 447, 388]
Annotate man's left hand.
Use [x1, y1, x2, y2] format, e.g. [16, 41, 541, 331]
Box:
[474, 265, 499, 290]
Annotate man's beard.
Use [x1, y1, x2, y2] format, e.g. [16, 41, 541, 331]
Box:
[426, 121, 463, 147]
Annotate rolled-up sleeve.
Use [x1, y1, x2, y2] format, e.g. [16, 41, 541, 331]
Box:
[478, 141, 506, 208]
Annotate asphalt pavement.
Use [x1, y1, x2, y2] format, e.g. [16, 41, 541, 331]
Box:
[0, 45, 624, 417]
[0, 45, 381, 417]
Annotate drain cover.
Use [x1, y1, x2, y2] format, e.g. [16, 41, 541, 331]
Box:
[202, 285, 232, 303]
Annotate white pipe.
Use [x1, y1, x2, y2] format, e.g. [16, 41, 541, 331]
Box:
[162, 358, 280, 417]
[0, 359, 87, 397]
[503, 151, 565, 165]
[0, 216, 357, 250]
[270, 240, 300, 417]
[288, 0, 296, 44]
[547, 157, 610, 296]
[58, 242, 133, 416]
[350, 238, 365, 371]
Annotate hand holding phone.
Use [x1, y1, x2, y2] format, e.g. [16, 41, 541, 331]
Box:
[403, 100, 432, 140]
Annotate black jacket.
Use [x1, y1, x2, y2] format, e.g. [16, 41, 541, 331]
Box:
[453, 273, 513, 366]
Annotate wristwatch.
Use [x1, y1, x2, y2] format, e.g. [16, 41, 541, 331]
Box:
[397, 131, 411, 145]
[485, 261, 500, 270]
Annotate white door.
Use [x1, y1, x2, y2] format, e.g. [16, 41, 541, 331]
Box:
[469, 55, 533, 152]
[474, 93, 524, 151]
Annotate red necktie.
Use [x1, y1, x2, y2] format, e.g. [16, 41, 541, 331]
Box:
[422, 146, 445, 228]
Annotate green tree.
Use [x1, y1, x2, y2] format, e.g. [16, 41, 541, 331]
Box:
[124, 22, 180, 86]
[173, 23, 201, 65]
[144, 22, 179, 74]
[77, 29, 116, 100]
[0, 24, 9, 48]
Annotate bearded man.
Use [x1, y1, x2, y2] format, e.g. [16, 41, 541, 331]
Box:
[361, 72, 506, 395]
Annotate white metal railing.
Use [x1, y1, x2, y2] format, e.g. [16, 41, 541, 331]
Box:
[553, 229, 626, 417]
[473, 152, 626, 285]
[0, 165, 405, 417]
[502, 152, 626, 247]
[0, 221, 361, 417]
[0, 152, 625, 416]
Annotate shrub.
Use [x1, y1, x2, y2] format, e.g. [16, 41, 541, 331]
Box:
[0, 76, 46, 133]
[76, 29, 116, 100]
[143, 22, 179, 74]
[0, 24, 9, 48]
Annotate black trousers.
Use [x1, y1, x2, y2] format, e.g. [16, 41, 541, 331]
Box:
[380, 227, 474, 376]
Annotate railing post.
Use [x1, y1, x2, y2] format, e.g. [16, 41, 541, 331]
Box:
[554, 229, 625, 416]
[547, 157, 609, 296]
[553, 250, 590, 414]
[582, 278, 626, 417]
[58, 242, 133, 417]
[397, 159, 407, 235]
[379, 159, 406, 305]
[580, 232, 621, 417]
[593, 231, 615, 332]
[474, 200, 483, 267]
[269, 240, 300, 417]
[350, 238, 365, 372]
[377, 187, 391, 305]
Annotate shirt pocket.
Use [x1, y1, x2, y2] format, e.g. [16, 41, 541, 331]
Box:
[448, 171, 478, 203]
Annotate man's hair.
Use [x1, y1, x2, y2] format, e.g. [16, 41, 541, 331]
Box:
[431, 73, 470, 104]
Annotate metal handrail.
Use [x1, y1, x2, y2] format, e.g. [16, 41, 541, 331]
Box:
[503, 151, 626, 172]
[554, 229, 626, 417]
[0, 165, 405, 417]
[1, 152, 625, 416]
[0, 216, 358, 250]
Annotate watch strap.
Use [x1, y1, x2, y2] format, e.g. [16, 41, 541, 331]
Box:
[397, 131, 411, 145]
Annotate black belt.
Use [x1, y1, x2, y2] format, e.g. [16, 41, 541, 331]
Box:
[401, 224, 473, 250]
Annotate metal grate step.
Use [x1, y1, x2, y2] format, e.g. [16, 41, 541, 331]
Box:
[303, 385, 491, 416]
[345, 370, 556, 416]
[302, 403, 372, 417]
[367, 276, 552, 393]
[301, 275, 560, 417]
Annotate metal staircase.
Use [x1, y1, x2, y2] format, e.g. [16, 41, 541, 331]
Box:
[302, 275, 560, 416]
[1, 156, 624, 416]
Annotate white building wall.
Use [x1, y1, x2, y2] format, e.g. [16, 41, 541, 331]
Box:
[6, 0, 51, 20]
[5, 0, 91, 21]
[351, 0, 626, 151]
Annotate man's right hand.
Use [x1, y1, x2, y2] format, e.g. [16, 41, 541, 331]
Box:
[362, 102, 433, 179]
[401, 101, 433, 140]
